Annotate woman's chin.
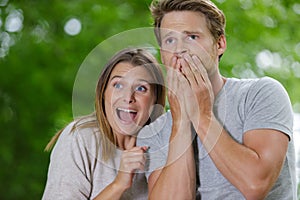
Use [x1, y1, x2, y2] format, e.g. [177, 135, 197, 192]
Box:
[116, 124, 142, 136]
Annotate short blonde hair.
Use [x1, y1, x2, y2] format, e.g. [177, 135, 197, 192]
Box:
[151, 0, 226, 45]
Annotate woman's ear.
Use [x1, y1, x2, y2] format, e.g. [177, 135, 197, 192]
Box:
[160, 48, 165, 64]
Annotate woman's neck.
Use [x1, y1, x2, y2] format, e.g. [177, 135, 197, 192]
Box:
[116, 134, 136, 150]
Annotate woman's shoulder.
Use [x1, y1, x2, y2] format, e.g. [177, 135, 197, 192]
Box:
[57, 114, 101, 148]
[73, 113, 98, 128]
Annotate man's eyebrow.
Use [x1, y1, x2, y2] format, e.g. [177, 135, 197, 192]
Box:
[161, 30, 177, 39]
[183, 30, 202, 35]
[161, 30, 202, 39]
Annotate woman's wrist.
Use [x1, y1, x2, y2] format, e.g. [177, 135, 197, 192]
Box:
[112, 176, 130, 193]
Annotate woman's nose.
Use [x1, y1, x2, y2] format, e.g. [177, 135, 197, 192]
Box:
[122, 89, 135, 104]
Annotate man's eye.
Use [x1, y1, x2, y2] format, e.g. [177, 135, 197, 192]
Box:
[165, 37, 175, 44]
[188, 35, 199, 40]
[113, 83, 123, 89]
[135, 86, 147, 92]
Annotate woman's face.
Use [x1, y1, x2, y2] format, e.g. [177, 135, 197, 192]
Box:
[104, 62, 156, 136]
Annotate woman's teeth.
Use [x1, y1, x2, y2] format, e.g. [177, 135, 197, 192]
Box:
[117, 108, 137, 122]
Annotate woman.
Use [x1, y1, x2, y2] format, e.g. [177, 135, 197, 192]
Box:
[42, 48, 165, 200]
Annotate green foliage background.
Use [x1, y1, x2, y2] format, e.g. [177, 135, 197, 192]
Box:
[0, 0, 299, 199]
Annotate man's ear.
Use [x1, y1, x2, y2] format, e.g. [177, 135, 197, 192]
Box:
[217, 35, 226, 57]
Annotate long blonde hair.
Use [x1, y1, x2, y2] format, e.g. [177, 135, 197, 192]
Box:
[45, 48, 166, 161]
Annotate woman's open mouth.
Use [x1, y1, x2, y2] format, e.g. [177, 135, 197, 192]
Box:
[116, 108, 137, 124]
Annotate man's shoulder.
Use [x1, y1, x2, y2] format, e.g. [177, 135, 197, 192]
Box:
[229, 76, 281, 88]
[224, 76, 284, 96]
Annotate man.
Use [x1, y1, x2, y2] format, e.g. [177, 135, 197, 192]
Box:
[137, 0, 297, 199]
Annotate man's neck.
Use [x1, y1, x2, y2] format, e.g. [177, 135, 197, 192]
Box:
[210, 72, 226, 98]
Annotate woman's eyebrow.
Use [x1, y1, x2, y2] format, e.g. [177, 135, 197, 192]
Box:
[136, 79, 151, 83]
[110, 76, 152, 84]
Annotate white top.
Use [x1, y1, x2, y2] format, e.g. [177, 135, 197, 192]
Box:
[42, 118, 148, 200]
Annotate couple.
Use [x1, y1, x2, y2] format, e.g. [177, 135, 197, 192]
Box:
[42, 0, 296, 199]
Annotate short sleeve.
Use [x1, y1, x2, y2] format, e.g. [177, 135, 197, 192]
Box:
[42, 122, 93, 200]
[243, 77, 293, 139]
[137, 111, 172, 180]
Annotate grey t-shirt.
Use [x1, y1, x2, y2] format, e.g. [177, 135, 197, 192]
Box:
[42, 119, 148, 200]
[137, 77, 297, 199]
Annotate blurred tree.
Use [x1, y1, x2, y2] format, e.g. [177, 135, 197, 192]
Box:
[0, 0, 299, 199]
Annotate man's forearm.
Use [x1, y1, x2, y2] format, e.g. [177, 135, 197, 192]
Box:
[196, 116, 288, 199]
[149, 123, 196, 200]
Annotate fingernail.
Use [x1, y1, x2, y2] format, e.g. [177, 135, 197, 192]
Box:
[142, 146, 150, 152]
[172, 56, 177, 63]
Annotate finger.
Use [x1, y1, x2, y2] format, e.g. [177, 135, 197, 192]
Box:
[182, 54, 211, 91]
[167, 67, 179, 96]
[141, 146, 149, 152]
[190, 55, 215, 105]
[121, 161, 146, 172]
[122, 154, 146, 164]
[123, 147, 147, 161]
[192, 55, 214, 98]
[176, 67, 189, 86]
[183, 54, 200, 75]
[166, 56, 177, 69]
[191, 55, 210, 85]
[124, 146, 148, 153]
[120, 153, 146, 172]
[194, 42, 216, 70]
[121, 151, 146, 163]
[179, 56, 198, 86]
[175, 56, 181, 70]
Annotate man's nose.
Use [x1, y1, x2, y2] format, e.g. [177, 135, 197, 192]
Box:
[174, 40, 189, 57]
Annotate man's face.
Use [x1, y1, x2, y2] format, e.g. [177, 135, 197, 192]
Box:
[159, 11, 222, 76]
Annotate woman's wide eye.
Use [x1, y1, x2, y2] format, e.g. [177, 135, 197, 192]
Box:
[135, 85, 147, 92]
